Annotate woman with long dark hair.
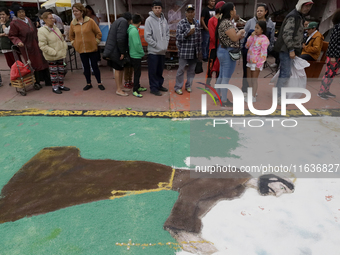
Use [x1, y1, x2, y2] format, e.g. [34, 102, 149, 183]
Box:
[215, 2, 245, 106]
[317, 9, 340, 100]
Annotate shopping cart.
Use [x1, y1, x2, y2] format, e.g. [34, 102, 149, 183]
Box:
[10, 45, 40, 96]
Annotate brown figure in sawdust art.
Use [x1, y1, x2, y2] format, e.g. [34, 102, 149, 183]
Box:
[0, 147, 294, 254]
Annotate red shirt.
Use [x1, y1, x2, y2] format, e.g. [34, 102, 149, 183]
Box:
[208, 16, 218, 50]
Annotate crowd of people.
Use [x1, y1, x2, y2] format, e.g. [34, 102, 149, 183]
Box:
[0, 0, 339, 105]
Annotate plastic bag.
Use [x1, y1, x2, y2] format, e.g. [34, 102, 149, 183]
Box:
[287, 57, 310, 99]
[10, 61, 31, 81]
[269, 57, 310, 99]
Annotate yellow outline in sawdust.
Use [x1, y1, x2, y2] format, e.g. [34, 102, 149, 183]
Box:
[116, 238, 215, 251]
[1, 108, 340, 117]
[109, 168, 176, 200]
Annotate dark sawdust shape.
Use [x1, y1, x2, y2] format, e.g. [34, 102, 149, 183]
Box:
[0, 146, 174, 223]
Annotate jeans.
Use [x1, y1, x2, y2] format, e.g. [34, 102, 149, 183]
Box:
[174, 58, 197, 90]
[216, 45, 237, 102]
[276, 51, 291, 97]
[80, 52, 101, 84]
[201, 30, 210, 60]
[130, 58, 142, 92]
[148, 54, 165, 92]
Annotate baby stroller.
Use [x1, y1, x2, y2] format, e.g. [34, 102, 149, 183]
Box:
[10, 45, 40, 96]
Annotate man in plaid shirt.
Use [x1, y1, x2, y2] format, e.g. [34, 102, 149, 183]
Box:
[174, 4, 201, 95]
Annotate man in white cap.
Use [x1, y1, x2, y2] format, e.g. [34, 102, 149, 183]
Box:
[174, 4, 201, 95]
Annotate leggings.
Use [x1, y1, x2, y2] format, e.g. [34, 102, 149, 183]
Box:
[319, 57, 340, 94]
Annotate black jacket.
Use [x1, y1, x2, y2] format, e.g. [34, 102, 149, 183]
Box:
[102, 17, 129, 67]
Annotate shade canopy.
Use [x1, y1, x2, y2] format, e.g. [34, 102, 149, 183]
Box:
[41, 0, 71, 8]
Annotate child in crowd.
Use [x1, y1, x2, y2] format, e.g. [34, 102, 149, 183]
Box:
[124, 66, 134, 90]
[127, 14, 147, 98]
[245, 20, 269, 102]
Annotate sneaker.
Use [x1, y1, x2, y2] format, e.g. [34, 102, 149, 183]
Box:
[269, 63, 277, 68]
[159, 86, 168, 92]
[138, 87, 147, 92]
[98, 84, 105, 90]
[83, 84, 93, 91]
[325, 91, 336, 98]
[186, 87, 192, 93]
[133, 91, 143, 98]
[124, 82, 133, 89]
[175, 89, 183, 95]
[317, 93, 328, 100]
[150, 90, 162, 96]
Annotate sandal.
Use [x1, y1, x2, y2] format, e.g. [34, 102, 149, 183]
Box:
[116, 91, 128, 96]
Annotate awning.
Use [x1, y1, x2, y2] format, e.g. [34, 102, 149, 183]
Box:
[10, 0, 46, 2]
[41, 0, 71, 8]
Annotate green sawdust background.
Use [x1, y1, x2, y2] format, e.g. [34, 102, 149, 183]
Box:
[0, 116, 241, 254]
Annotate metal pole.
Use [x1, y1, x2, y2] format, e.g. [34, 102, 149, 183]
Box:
[37, 0, 40, 10]
[105, 0, 110, 27]
[253, 0, 258, 17]
[114, 0, 117, 23]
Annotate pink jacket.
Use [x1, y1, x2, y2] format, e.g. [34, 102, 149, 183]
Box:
[246, 34, 269, 69]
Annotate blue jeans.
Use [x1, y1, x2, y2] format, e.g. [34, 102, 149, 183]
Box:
[148, 54, 165, 92]
[276, 51, 291, 97]
[215, 46, 237, 102]
[201, 30, 210, 60]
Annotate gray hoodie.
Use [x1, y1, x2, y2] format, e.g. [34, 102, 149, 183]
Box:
[144, 11, 170, 55]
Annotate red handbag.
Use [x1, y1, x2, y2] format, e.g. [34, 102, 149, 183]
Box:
[10, 61, 32, 81]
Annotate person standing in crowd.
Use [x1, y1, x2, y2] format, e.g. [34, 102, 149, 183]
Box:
[85, 5, 100, 26]
[103, 12, 132, 96]
[245, 21, 269, 102]
[206, 1, 225, 87]
[168, 1, 182, 31]
[127, 14, 147, 98]
[273, 0, 313, 103]
[300, 22, 324, 61]
[85, 5, 102, 68]
[174, 4, 201, 95]
[0, 8, 16, 75]
[215, 2, 245, 107]
[123, 65, 134, 90]
[38, 8, 65, 34]
[38, 12, 69, 94]
[144, 0, 170, 96]
[241, 3, 275, 94]
[9, 5, 52, 87]
[201, 0, 215, 62]
[317, 9, 340, 100]
[69, 3, 104, 91]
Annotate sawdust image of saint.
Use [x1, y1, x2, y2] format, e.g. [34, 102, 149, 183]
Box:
[0, 147, 294, 254]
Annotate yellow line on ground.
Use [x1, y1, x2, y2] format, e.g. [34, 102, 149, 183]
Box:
[0, 109, 340, 117]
